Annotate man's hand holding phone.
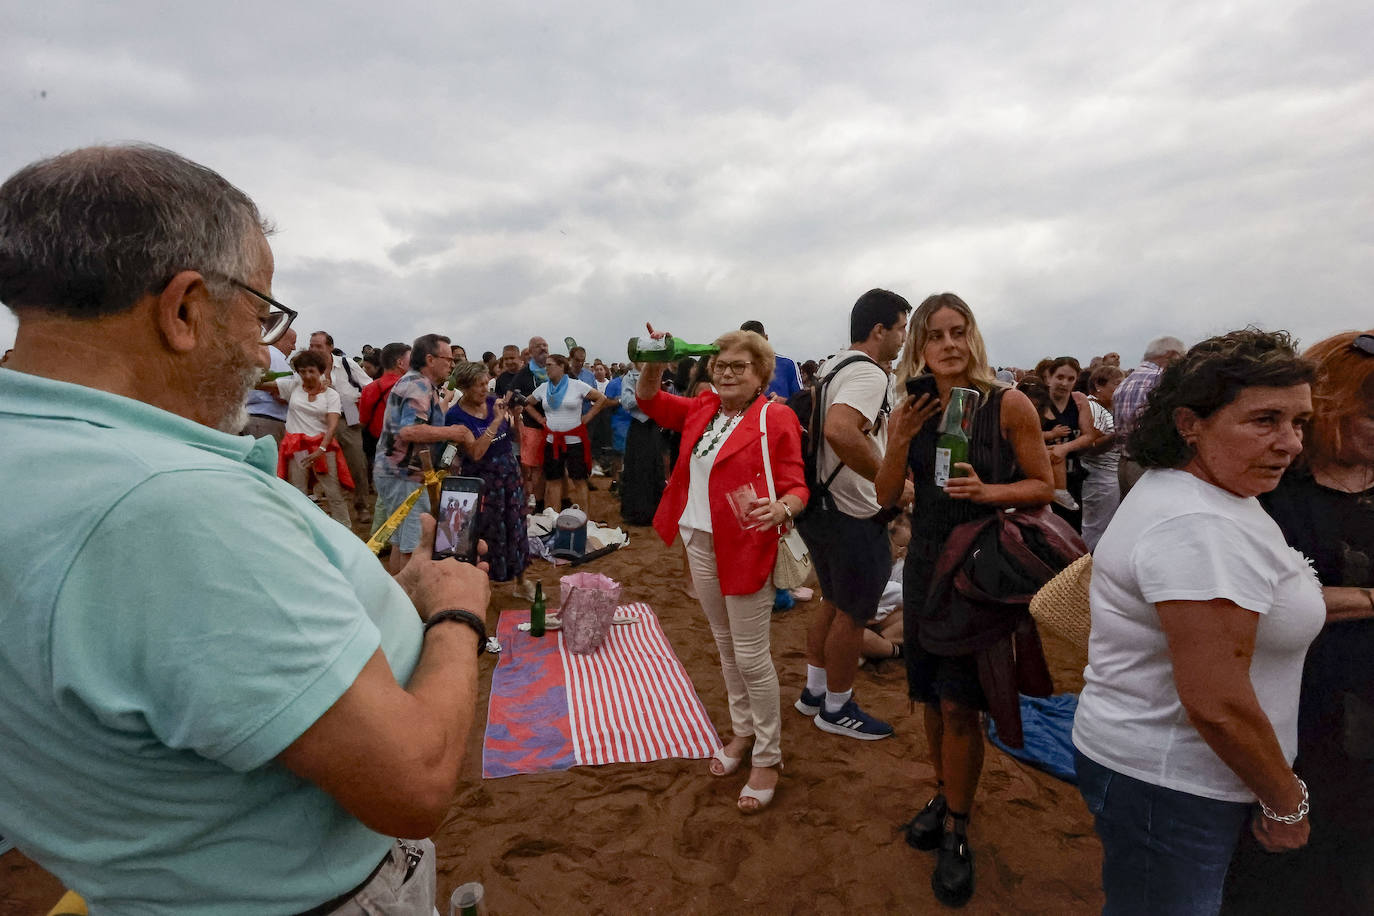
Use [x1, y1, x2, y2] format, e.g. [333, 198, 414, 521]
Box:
[394, 513, 491, 623]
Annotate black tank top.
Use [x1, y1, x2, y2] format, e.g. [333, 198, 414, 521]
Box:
[1042, 396, 1081, 473]
[907, 386, 1019, 544]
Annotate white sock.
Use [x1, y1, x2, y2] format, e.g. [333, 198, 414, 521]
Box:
[806, 665, 827, 694]
[824, 688, 852, 715]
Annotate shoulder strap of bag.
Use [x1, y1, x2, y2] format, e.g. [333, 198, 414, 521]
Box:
[815, 353, 884, 485]
[759, 401, 777, 501]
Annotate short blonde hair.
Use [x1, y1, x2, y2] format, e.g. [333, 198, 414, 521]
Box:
[450, 360, 488, 390]
[713, 329, 775, 384]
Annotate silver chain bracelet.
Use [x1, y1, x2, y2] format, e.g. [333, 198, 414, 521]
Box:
[1259, 776, 1309, 825]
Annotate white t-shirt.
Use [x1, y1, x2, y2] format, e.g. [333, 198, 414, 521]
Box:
[1079, 396, 1118, 474]
[276, 378, 343, 438]
[532, 378, 593, 441]
[816, 350, 889, 519]
[323, 358, 365, 426]
[1073, 469, 1325, 802]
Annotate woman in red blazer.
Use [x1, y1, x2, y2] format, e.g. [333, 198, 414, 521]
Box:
[636, 327, 808, 814]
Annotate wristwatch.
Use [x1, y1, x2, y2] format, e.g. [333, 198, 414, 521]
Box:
[423, 609, 488, 656]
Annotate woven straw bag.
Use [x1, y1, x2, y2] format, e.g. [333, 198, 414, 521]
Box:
[1028, 553, 1093, 652]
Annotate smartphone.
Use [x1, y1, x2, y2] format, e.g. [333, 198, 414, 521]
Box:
[431, 476, 485, 563]
[905, 373, 940, 401]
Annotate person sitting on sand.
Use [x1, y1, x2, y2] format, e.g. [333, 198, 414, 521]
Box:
[861, 515, 908, 663]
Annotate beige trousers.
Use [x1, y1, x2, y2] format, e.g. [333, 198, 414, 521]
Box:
[684, 529, 782, 767]
[288, 451, 352, 526]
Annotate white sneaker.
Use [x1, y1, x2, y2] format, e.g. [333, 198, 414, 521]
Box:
[590, 464, 606, 477]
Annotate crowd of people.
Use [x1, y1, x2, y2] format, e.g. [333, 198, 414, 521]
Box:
[1, 143, 1370, 915]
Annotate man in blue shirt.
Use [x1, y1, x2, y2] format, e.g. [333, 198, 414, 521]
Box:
[0, 144, 490, 914]
[740, 320, 803, 399]
[241, 325, 295, 445]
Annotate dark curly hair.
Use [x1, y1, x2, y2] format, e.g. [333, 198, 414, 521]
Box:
[1129, 328, 1316, 469]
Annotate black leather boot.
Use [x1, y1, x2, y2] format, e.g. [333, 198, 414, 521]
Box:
[902, 794, 947, 851]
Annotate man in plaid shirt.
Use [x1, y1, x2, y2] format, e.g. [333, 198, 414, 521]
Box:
[1115, 335, 1185, 495]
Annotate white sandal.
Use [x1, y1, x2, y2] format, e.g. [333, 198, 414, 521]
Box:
[708, 745, 744, 777]
[737, 764, 782, 814]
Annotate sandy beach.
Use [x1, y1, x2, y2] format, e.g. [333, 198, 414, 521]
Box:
[2, 483, 1103, 915]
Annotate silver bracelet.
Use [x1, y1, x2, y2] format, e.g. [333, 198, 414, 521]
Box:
[1259, 776, 1309, 825]
[781, 501, 794, 520]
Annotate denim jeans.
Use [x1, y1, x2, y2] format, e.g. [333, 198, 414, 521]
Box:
[1074, 748, 1250, 916]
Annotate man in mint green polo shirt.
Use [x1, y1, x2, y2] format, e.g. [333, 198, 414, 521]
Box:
[0, 145, 490, 915]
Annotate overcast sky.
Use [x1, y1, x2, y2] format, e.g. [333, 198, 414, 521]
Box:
[3, 1, 1370, 367]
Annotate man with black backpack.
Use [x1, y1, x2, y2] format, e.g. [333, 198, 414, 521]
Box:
[793, 289, 911, 740]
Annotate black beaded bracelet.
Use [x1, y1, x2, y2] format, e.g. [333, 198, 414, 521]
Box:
[423, 609, 487, 656]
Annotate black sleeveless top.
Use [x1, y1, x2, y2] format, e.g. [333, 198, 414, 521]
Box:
[1042, 396, 1082, 473]
[907, 386, 1019, 545]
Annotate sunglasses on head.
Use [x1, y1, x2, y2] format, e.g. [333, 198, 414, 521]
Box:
[1352, 334, 1374, 357]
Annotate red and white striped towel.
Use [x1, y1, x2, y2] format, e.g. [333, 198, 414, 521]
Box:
[560, 602, 721, 765]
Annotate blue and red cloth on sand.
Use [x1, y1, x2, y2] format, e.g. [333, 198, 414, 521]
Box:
[483, 603, 721, 778]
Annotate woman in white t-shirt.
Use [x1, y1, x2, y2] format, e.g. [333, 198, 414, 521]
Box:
[273, 348, 354, 526]
[524, 353, 607, 512]
[1072, 329, 1322, 915]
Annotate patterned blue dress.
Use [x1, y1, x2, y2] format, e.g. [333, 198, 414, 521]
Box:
[444, 396, 530, 583]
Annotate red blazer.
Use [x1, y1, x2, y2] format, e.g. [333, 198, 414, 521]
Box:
[640, 389, 808, 595]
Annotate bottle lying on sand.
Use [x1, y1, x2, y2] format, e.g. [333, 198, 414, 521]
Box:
[626, 335, 720, 363]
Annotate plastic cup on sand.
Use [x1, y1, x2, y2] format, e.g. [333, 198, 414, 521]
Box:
[450, 882, 485, 916]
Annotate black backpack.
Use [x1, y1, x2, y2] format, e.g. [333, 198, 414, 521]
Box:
[785, 353, 885, 516]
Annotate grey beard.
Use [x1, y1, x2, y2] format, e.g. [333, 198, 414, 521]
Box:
[205, 364, 263, 434]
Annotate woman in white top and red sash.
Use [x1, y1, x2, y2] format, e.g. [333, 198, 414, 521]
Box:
[274, 348, 354, 525]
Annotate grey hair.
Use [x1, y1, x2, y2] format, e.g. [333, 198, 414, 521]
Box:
[1143, 335, 1186, 360]
[0, 144, 270, 318]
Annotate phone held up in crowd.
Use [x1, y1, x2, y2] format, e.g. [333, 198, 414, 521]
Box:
[432, 476, 485, 564]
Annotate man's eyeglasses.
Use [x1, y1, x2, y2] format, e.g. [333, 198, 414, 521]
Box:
[713, 360, 753, 377]
[232, 280, 297, 346]
[1352, 334, 1374, 357]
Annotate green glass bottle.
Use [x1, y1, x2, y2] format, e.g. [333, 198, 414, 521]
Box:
[934, 387, 979, 487]
[260, 369, 293, 382]
[626, 335, 720, 363]
[529, 581, 546, 637]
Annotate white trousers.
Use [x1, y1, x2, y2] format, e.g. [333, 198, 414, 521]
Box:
[684, 529, 782, 767]
[1081, 467, 1121, 550]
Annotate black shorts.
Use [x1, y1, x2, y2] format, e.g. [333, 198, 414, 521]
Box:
[543, 441, 589, 481]
[796, 505, 890, 625]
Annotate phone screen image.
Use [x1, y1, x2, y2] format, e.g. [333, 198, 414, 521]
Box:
[433, 482, 482, 562]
